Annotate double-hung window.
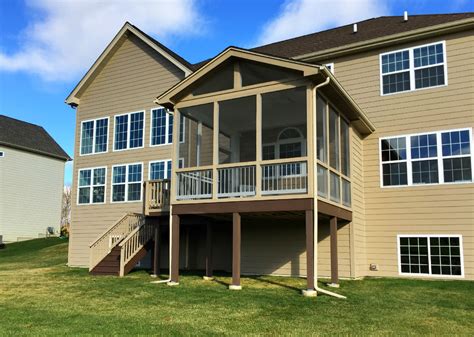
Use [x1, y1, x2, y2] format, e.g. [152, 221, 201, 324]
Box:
[114, 111, 144, 151]
[149, 160, 172, 180]
[80, 117, 109, 155]
[398, 235, 463, 277]
[380, 128, 472, 187]
[77, 167, 106, 204]
[111, 163, 143, 202]
[380, 41, 447, 95]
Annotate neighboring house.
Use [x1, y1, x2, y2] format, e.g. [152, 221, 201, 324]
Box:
[65, 13, 473, 291]
[0, 115, 71, 242]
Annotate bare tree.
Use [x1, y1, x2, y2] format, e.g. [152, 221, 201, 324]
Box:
[61, 186, 71, 236]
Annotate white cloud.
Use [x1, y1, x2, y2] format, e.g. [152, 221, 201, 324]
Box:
[0, 0, 204, 81]
[256, 0, 389, 46]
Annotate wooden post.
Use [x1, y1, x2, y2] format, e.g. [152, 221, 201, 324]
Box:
[330, 216, 339, 286]
[170, 214, 180, 284]
[230, 213, 241, 290]
[205, 222, 213, 279]
[305, 210, 315, 290]
[152, 222, 160, 277]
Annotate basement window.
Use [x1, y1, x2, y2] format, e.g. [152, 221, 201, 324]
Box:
[0, 151, 4, 157]
[380, 41, 447, 95]
[398, 235, 463, 277]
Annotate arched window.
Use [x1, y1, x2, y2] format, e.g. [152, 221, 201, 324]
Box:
[277, 127, 306, 159]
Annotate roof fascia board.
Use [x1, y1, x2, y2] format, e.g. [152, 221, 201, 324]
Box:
[294, 17, 474, 62]
[65, 23, 192, 106]
[0, 141, 71, 161]
[156, 47, 319, 105]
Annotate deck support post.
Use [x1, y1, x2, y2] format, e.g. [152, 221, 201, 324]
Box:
[169, 214, 180, 285]
[303, 210, 316, 296]
[230, 212, 241, 290]
[204, 222, 214, 280]
[328, 216, 339, 288]
[152, 222, 160, 277]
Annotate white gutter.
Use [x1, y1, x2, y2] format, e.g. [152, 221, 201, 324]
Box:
[311, 72, 346, 299]
[151, 206, 174, 285]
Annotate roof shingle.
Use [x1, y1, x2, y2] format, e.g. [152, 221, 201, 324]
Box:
[0, 115, 71, 161]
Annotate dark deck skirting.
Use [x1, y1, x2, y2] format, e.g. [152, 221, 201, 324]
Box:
[172, 199, 352, 222]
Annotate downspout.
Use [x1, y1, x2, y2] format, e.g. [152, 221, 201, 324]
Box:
[151, 206, 174, 284]
[311, 72, 346, 299]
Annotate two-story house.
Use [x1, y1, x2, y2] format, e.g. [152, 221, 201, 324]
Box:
[65, 13, 473, 295]
[0, 115, 70, 242]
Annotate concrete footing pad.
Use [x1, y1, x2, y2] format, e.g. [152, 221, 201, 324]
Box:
[167, 281, 179, 286]
[327, 283, 340, 288]
[229, 285, 242, 290]
[202, 276, 214, 281]
[302, 289, 317, 297]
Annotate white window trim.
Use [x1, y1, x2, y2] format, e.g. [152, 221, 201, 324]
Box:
[149, 159, 172, 180]
[79, 116, 109, 156]
[325, 63, 334, 74]
[379, 127, 473, 188]
[150, 107, 173, 147]
[76, 166, 107, 205]
[113, 111, 146, 152]
[379, 40, 448, 96]
[397, 234, 464, 278]
[110, 162, 143, 203]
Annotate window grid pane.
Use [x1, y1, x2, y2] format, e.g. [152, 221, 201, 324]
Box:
[399, 237, 429, 274]
[150, 162, 165, 180]
[381, 50, 409, 74]
[81, 121, 94, 155]
[168, 114, 174, 144]
[415, 65, 445, 89]
[129, 112, 144, 148]
[151, 108, 167, 145]
[94, 118, 108, 153]
[412, 160, 439, 184]
[114, 115, 128, 150]
[382, 71, 410, 94]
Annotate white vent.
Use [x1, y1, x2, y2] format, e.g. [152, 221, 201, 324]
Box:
[404, 11, 408, 22]
[353, 23, 358, 33]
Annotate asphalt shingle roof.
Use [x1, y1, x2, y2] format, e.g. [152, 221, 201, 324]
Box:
[190, 13, 474, 69]
[0, 115, 71, 161]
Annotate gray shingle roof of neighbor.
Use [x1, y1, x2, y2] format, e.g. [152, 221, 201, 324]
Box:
[191, 13, 474, 69]
[0, 115, 71, 161]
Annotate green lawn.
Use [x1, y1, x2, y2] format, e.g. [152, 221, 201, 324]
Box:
[0, 238, 473, 336]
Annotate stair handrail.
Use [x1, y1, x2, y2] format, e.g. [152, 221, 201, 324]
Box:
[118, 220, 154, 276]
[89, 212, 144, 271]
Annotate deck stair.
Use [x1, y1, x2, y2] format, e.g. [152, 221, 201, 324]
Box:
[89, 213, 155, 276]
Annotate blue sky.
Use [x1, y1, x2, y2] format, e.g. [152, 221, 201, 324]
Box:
[0, 0, 472, 185]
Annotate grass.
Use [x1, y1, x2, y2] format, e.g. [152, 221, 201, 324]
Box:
[0, 238, 473, 336]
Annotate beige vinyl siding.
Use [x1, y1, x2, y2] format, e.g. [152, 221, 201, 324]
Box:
[326, 29, 474, 279]
[68, 33, 185, 267]
[0, 146, 64, 242]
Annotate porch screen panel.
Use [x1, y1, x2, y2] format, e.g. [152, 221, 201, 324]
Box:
[218, 96, 256, 164]
[179, 103, 214, 168]
[316, 95, 327, 163]
[329, 106, 339, 170]
[262, 87, 307, 160]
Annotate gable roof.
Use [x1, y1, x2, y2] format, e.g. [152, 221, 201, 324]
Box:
[0, 115, 71, 161]
[252, 13, 474, 61]
[156, 47, 321, 106]
[65, 22, 193, 106]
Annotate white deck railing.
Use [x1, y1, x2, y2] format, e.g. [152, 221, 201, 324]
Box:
[89, 213, 144, 271]
[261, 161, 307, 195]
[218, 165, 256, 198]
[176, 169, 213, 200]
